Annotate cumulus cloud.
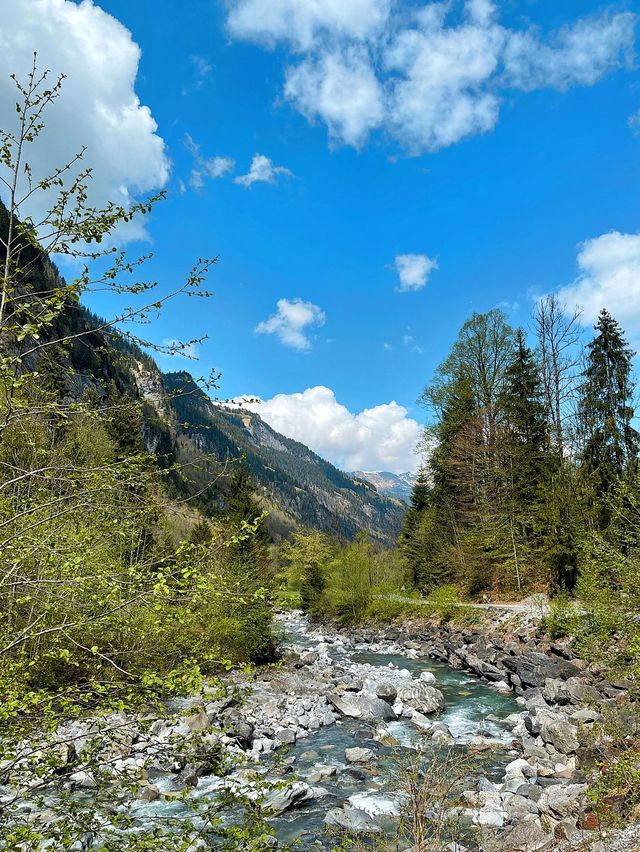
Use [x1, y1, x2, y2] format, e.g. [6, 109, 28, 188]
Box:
[394, 253, 438, 291]
[0, 0, 170, 242]
[503, 11, 635, 91]
[255, 298, 325, 349]
[284, 47, 384, 147]
[241, 386, 422, 473]
[185, 133, 235, 190]
[235, 153, 293, 187]
[227, 0, 391, 51]
[556, 232, 640, 335]
[226, 0, 636, 153]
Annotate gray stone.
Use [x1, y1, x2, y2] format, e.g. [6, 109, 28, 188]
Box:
[497, 820, 554, 851]
[137, 784, 161, 802]
[539, 716, 579, 755]
[375, 682, 397, 703]
[397, 682, 445, 714]
[275, 728, 297, 746]
[538, 783, 587, 818]
[345, 747, 375, 764]
[324, 806, 381, 834]
[262, 781, 314, 815]
[328, 692, 396, 722]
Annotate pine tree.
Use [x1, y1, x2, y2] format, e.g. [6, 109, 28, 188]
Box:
[401, 369, 477, 591]
[399, 467, 433, 588]
[578, 310, 638, 519]
[499, 330, 551, 592]
[225, 462, 271, 573]
[501, 330, 550, 504]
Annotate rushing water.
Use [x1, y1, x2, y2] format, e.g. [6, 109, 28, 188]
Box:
[6, 614, 521, 850]
[266, 613, 521, 847]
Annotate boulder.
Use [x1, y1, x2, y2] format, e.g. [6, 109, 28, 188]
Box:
[397, 682, 445, 714]
[538, 784, 587, 819]
[345, 747, 375, 764]
[375, 682, 397, 703]
[539, 716, 579, 755]
[497, 820, 554, 851]
[328, 693, 396, 722]
[275, 728, 297, 746]
[262, 781, 314, 815]
[324, 806, 381, 834]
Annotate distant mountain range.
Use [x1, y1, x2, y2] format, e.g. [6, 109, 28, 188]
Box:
[351, 470, 417, 504]
[161, 374, 406, 544]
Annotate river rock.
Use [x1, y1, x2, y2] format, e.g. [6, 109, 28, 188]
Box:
[345, 747, 375, 764]
[262, 781, 314, 815]
[503, 758, 536, 781]
[497, 820, 554, 851]
[375, 682, 397, 703]
[538, 716, 579, 755]
[538, 783, 587, 819]
[397, 682, 445, 714]
[275, 728, 297, 746]
[307, 765, 338, 783]
[328, 692, 396, 722]
[324, 806, 381, 834]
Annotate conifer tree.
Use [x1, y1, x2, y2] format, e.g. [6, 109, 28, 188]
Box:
[578, 310, 638, 518]
[499, 331, 550, 591]
[225, 461, 271, 572]
[501, 330, 549, 504]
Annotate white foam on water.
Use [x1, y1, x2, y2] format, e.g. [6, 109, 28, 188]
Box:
[443, 705, 511, 744]
[348, 791, 400, 816]
[385, 720, 423, 749]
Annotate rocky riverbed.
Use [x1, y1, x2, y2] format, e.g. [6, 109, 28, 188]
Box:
[2, 608, 636, 850]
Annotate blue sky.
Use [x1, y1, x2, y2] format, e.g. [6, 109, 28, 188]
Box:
[1, 0, 640, 471]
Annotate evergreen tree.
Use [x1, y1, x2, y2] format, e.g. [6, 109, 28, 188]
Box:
[499, 331, 551, 592]
[225, 461, 271, 573]
[501, 330, 550, 504]
[398, 467, 432, 588]
[578, 310, 638, 519]
[189, 518, 212, 545]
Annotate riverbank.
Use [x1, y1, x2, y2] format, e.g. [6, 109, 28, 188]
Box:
[3, 607, 638, 851]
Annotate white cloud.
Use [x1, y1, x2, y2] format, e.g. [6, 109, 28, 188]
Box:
[191, 54, 212, 79]
[629, 110, 640, 137]
[240, 386, 422, 473]
[0, 0, 170, 242]
[284, 47, 384, 147]
[394, 253, 438, 291]
[255, 297, 325, 349]
[226, 1, 635, 153]
[503, 11, 635, 91]
[556, 232, 640, 335]
[385, 13, 504, 152]
[185, 134, 235, 190]
[403, 333, 424, 353]
[235, 153, 293, 187]
[227, 0, 391, 51]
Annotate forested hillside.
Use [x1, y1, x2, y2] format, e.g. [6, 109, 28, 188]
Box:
[398, 304, 640, 663]
[163, 372, 405, 544]
[0, 201, 404, 546]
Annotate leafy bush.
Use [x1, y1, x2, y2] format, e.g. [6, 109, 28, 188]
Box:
[426, 585, 461, 621]
[546, 593, 581, 639]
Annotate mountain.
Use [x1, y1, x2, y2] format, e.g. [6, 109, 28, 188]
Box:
[0, 202, 404, 545]
[351, 470, 417, 504]
[161, 373, 406, 545]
